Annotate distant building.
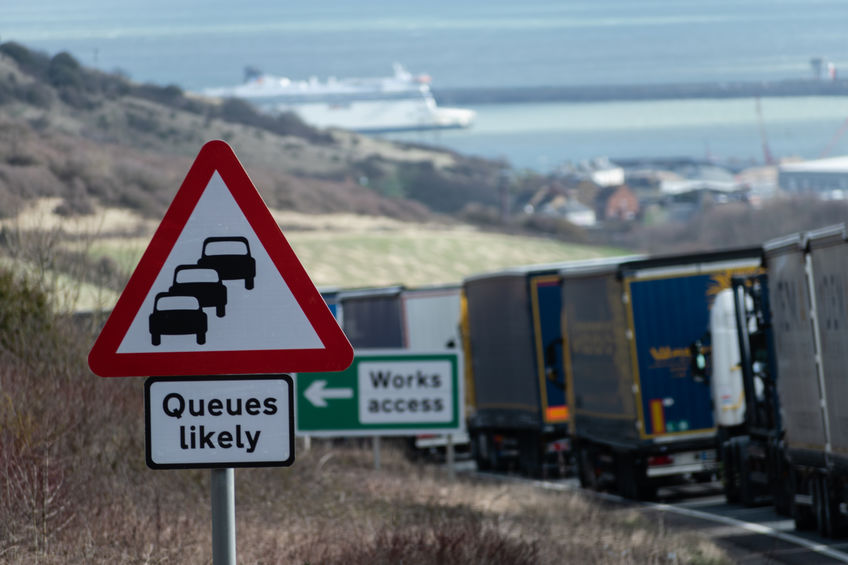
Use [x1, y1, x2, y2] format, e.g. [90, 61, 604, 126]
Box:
[561, 200, 597, 227]
[779, 156, 848, 199]
[735, 165, 779, 206]
[595, 185, 639, 221]
[557, 157, 624, 188]
[539, 195, 597, 227]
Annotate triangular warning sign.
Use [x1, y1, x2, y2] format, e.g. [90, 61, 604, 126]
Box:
[89, 140, 353, 377]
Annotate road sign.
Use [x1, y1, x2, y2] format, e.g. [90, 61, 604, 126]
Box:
[88, 140, 353, 377]
[145, 375, 294, 469]
[295, 350, 464, 436]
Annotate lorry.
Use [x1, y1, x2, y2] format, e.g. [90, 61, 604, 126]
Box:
[463, 257, 635, 477]
[698, 272, 790, 513]
[336, 284, 467, 454]
[560, 248, 761, 499]
[399, 284, 468, 453]
[764, 224, 848, 537]
[336, 286, 406, 349]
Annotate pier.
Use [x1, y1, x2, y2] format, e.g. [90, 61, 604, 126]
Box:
[433, 79, 848, 105]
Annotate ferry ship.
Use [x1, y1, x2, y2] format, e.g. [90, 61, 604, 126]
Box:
[203, 64, 475, 133]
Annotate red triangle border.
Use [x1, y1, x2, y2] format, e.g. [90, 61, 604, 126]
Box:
[88, 140, 353, 377]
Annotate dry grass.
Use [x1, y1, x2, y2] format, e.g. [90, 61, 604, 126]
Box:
[1, 438, 731, 564]
[3, 198, 624, 299]
[0, 264, 724, 564]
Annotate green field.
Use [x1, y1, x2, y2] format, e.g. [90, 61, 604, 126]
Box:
[87, 227, 626, 292]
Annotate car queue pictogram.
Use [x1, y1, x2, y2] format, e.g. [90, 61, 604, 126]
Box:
[149, 236, 256, 346]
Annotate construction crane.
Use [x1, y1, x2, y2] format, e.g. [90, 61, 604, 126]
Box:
[755, 97, 775, 165]
[819, 117, 848, 158]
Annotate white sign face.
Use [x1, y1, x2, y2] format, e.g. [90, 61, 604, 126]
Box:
[118, 173, 323, 354]
[357, 360, 454, 424]
[145, 376, 294, 469]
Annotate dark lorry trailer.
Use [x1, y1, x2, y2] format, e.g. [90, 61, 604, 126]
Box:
[463, 257, 637, 477]
[561, 248, 762, 499]
[767, 225, 848, 537]
[335, 284, 468, 454]
[336, 286, 406, 349]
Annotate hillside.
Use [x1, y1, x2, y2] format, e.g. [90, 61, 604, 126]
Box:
[0, 41, 618, 305]
[0, 41, 511, 222]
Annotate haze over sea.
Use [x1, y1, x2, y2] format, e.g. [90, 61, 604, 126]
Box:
[5, 0, 848, 171]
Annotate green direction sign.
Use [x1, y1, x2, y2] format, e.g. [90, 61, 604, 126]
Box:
[295, 350, 463, 436]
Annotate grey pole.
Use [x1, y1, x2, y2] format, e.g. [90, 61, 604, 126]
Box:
[446, 434, 455, 481]
[373, 436, 381, 470]
[211, 468, 236, 565]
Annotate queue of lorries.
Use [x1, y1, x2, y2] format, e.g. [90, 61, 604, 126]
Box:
[326, 222, 848, 538]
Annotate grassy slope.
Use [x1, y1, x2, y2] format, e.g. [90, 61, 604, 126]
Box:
[288, 227, 623, 288]
[40, 203, 623, 300]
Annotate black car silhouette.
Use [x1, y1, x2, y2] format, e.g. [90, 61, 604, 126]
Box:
[197, 236, 256, 290]
[169, 265, 228, 317]
[149, 293, 208, 345]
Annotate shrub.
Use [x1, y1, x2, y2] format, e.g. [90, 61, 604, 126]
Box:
[0, 267, 53, 361]
[16, 82, 54, 109]
[0, 42, 50, 79]
[47, 52, 83, 90]
[317, 521, 540, 565]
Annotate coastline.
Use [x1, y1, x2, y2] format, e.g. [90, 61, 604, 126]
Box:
[433, 79, 848, 105]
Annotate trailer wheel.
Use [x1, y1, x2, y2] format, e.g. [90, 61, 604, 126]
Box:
[577, 447, 597, 490]
[791, 468, 816, 531]
[737, 443, 757, 507]
[472, 433, 491, 471]
[519, 432, 543, 478]
[616, 454, 654, 500]
[773, 478, 793, 517]
[722, 442, 740, 504]
[816, 475, 841, 538]
[772, 460, 792, 517]
[813, 476, 827, 536]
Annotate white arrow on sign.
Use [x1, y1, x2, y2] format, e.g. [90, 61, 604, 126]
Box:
[304, 380, 353, 407]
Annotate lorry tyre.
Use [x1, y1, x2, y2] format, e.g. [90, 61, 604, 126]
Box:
[577, 447, 597, 490]
[812, 476, 826, 536]
[791, 468, 816, 531]
[519, 432, 543, 478]
[816, 475, 840, 538]
[771, 455, 792, 517]
[473, 433, 491, 471]
[773, 478, 792, 517]
[738, 444, 757, 507]
[616, 454, 654, 500]
[484, 433, 503, 471]
[722, 442, 740, 504]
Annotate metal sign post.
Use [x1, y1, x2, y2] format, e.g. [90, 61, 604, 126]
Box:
[446, 434, 455, 481]
[211, 468, 236, 565]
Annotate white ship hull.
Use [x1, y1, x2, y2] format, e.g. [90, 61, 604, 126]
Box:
[264, 98, 473, 133]
[203, 65, 475, 133]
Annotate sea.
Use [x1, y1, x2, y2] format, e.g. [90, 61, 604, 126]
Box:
[5, 0, 848, 171]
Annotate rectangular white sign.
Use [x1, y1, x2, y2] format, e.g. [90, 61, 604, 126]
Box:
[357, 360, 454, 424]
[145, 375, 294, 469]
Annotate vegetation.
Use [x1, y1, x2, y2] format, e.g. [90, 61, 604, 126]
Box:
[0, 42, 515, 234]
[0, 228, 718, 563]
[0, 271, 730, 564]
[0, 39, 844, 563]
[599, 197, 848, 254]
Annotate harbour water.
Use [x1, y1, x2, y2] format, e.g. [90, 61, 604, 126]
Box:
[4, 0, 848, 170]
[387, 96, 848, 171]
